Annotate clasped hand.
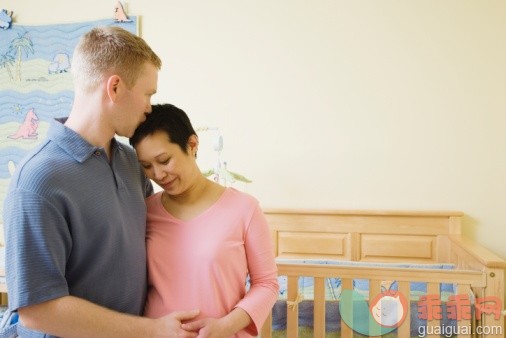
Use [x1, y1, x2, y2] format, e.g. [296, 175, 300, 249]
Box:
[156, 311, 233, 338]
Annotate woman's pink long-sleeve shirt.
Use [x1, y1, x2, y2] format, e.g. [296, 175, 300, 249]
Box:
[143, 188, 279, 337]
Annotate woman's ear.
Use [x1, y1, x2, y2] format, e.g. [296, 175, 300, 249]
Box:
[187, 135, 199, 157]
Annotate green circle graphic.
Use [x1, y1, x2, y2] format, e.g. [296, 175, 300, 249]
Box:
[339, 289, 399, 335]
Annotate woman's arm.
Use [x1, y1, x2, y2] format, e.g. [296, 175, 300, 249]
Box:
[235, 204, 279, 335]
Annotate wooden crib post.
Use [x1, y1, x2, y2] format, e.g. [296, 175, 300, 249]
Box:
[368, 279, 381, 337]
[479, 267, 504, 337]
[340, 278, 353, 338]
[286, 276, 299, 338]
[397, 281, 411, 337]
[313, 277, 326, 338]
[426, 282, 441, 338]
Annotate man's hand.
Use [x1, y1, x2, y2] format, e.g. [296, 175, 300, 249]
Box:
[154, 310, 200, 337]
[181, 318, 233, 338]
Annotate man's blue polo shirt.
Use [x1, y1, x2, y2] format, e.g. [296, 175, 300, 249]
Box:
[3, 120, 152, 334]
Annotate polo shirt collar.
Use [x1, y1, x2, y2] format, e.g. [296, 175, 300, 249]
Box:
[48, 119, 121, 163]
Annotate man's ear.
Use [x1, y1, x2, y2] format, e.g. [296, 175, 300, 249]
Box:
[106, 75, 122, 101]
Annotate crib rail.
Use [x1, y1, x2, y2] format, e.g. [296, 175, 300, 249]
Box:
[261, 263, 490, 338]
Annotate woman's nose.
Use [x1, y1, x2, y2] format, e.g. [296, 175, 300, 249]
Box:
[153, 166, 166, 180]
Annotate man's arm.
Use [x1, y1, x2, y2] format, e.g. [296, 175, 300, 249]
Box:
[19, 295, 199, 338]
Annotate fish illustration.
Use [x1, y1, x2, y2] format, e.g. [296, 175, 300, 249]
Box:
[8, 108, 39, 140]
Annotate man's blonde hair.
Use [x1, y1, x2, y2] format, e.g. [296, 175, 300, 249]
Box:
[71, 26, 161, 92]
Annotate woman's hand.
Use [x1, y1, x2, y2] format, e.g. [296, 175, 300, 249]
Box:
[182, 317, 233, 338]
[181, 307, 252, 338]
[154, 310, 200, 337]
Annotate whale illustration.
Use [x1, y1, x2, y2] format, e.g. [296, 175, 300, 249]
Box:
[8, 108, 39, 140]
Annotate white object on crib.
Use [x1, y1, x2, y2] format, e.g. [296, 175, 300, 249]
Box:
[198, 127, 251, 186]
[213, 135, 223, 152]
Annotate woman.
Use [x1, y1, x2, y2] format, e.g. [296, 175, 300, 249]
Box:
[130, 104, 279, 338]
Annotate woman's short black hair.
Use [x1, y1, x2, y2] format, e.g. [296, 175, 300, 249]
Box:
[129, 103, 197, 154]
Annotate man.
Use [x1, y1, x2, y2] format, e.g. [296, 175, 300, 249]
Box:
[3, 26, 198, 338]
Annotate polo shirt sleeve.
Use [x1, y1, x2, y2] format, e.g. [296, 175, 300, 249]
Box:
[4, 189, 71, 310]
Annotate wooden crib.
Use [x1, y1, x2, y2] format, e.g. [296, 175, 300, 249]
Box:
[259, 209, 506, 338]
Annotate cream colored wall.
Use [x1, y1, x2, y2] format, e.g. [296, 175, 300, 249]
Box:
[3, 1, 506, 260]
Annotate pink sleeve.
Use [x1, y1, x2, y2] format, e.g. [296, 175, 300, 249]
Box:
[235, 204, 279, 335]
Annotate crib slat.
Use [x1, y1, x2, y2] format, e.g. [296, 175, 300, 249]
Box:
[473, 285, 485, 338]
[456, 284, 472, 338]
[369, 279, 381, 337]
[427, 282, 440, 338]
[313, 277, 325, 338]
[341, 278, 353, 338]
[398, 281, 411, 337]
[287, 276, 299, 338]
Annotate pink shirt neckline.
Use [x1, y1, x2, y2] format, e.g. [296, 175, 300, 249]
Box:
[154, 187, 230, 223]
